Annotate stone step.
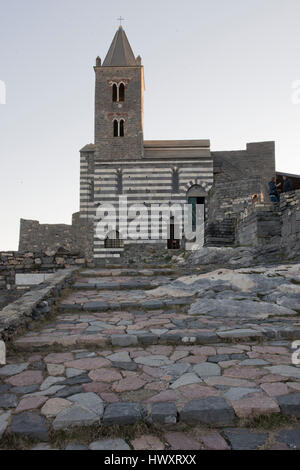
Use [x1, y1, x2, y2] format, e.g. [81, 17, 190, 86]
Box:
[81, 267, 177, 277]
[13, 320, 300, 350]
[72, 276, 174, 291]
[59, 297, 192, 313]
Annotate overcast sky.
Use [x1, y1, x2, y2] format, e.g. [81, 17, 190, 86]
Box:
[1, 0, 300, 250]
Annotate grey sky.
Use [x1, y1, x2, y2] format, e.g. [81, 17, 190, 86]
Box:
[1, 0, 300, 250]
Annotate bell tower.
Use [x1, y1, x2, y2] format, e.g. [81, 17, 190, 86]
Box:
[94, 26, 145, 160]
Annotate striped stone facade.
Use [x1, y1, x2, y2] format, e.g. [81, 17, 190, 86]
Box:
[80, 141, 213, 259]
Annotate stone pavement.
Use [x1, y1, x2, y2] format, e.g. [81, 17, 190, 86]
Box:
[1, 262, 300, 450]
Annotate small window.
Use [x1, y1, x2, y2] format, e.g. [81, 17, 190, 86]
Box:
[105, 230, 124, 248]
[117, 170, 123, 194]
[172, 169, 179, 192]
[112, 84, 118, 102]
[113, 119, 118, 137]
[89, 179, 94, 202]
[119, 83, 125, 101]
[120, 119, 124, 137]
[88, 154, 94, 173]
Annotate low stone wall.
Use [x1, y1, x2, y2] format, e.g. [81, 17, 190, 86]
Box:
[235, 190, 300, 260]
[236, 203, 281, 247]
[0, 250, 92, 288]
[0, 267, 78, 342]
[18, 212, 94, 258]
[280, 190, 300, 258]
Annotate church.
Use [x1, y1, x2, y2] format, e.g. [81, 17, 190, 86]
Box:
[79, 26, 276, 260]
[21, 26, 296, 260]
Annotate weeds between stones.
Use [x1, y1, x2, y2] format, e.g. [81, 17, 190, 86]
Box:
[243, 413, 298, 430]
[0, 432, 36, 450]
[49, 421, 166, 450]
[0, 412, 215, 451]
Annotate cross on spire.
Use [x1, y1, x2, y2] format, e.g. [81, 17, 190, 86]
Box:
[117, 16, 125, 27]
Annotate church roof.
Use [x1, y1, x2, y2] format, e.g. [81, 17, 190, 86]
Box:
[143, 140, 211, 160]
[80, 143, 96, 152]
[102, 26, 137, 67]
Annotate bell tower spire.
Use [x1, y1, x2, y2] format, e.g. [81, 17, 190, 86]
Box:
[94, 27, 145, 160]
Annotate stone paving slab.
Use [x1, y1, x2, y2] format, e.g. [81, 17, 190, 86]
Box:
[1, 342, 300, 439]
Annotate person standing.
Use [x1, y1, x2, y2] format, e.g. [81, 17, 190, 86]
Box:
[282, 175, 293, 193]
[268, 176, 280, 203]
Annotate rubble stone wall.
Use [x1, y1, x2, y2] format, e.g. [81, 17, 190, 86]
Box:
[236, 203, 281, 247]
[18, 212, 94, 258]
[280, 190, 300, 258]
[235, 189, 300, 260]
[0, 267, 77, 341]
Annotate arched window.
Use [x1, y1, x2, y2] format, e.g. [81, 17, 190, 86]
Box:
[120, 119, 124, 137]
[117, 170, 123, 194]
[113, 119, 119, 137]
[172, 169, 179, 192]
[113, 119, 125, 137]
[112, 84, 118, 102]
[119, 83, 125, 102]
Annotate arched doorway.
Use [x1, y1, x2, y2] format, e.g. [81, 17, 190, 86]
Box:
[187, 185, 206, 229]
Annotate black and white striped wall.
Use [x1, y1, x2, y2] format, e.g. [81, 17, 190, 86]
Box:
[80, 142, 213, 259]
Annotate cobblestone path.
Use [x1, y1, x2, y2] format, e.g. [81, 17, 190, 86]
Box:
[1, 263, 300, 450]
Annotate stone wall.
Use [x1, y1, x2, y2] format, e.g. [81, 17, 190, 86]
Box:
[280, 190, 300, 258]
[205, 218, 236, 247]
[212, 141, 275, 194]
[236, 203, 281, 247]
[18, 212, 94, 258]
[207, 177, 264, 222]
[0, 267, 77, 342]
[206, 141, 276, 247]
[0, 250, 90, 289]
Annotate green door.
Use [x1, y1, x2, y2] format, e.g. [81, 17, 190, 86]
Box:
[188, 197, 197, 231]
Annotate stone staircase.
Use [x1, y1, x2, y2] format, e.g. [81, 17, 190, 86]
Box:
[205, 218, 236, 247]
[0, 262, 300, 450]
